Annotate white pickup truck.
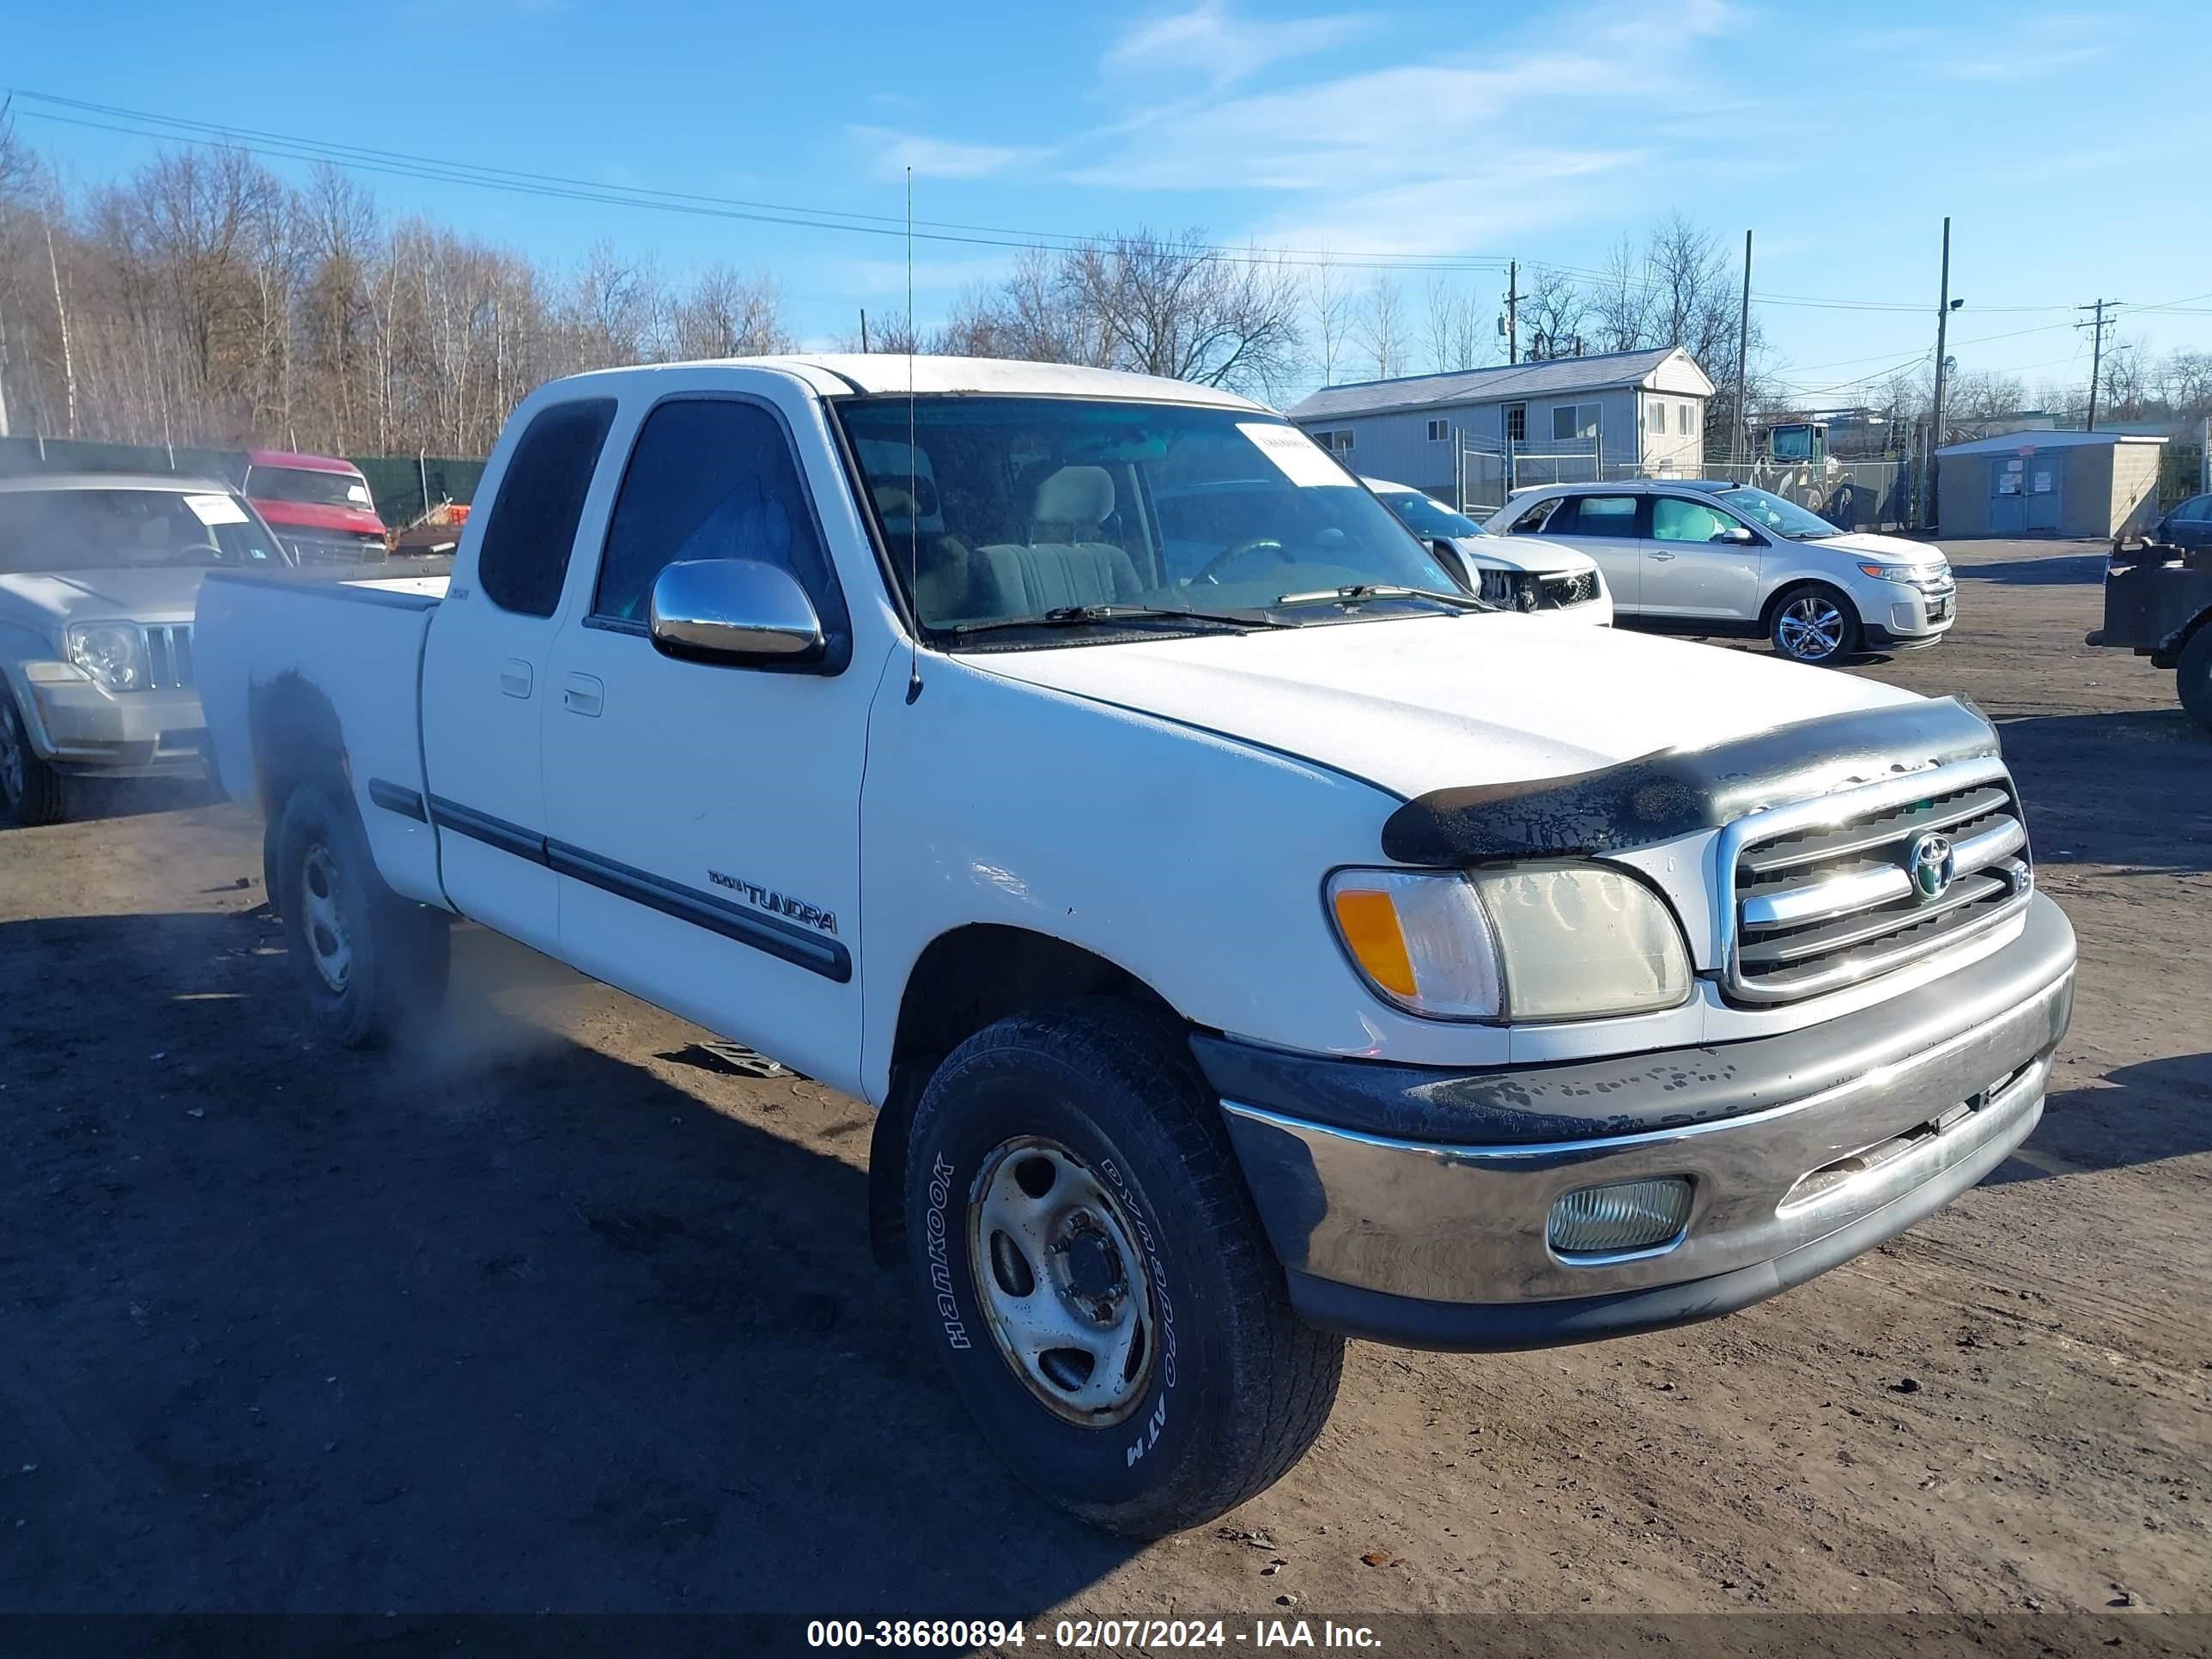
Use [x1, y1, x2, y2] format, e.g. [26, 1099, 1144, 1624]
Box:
[196, 356, 2075, 1538]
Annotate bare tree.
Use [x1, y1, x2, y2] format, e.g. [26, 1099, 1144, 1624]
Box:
[1422, 275, 1486, 374]
[1520, 265, 1588, 361]
[668, 264, 792, 359]
[1358, 274, 1405, 380]
[1310, 254, 1351, 386]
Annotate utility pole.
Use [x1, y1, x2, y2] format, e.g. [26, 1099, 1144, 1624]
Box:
[1929, 217, 1955, 531]
[46, 224, 76, 438]
[2078, 298, 2119, 430]
[1732, 229, 1752, 461]
[860, 307, 870, 353]
[1502, 261, 1523, 365]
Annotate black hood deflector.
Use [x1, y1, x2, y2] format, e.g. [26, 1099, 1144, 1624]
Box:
[1379, 696, 2002, 866]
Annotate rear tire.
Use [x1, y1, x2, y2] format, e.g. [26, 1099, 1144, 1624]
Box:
[0, 690, 67, 827]
[1767, 582, 1862, 665]
[274, 782, 449, 1048]
[902, 999, 1343, 1537]
[2177, 625, 2212, 735]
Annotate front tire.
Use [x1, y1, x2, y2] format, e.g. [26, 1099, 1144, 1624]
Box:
[1768, 582, 1861, 665]
[0, 690, 67, 827]
[274, 782, 449, 1048]
[902, 1000, 1343, 1537]
[2177, 625, 2212, 734]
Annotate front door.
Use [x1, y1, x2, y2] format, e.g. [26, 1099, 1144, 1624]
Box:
[1641, 493, 1764, 619]
[540, 389, 878, 1087]
[2023, 453, 2061, 532]
[1989, 457, 2029, 534]
[419, 396, 618, 956]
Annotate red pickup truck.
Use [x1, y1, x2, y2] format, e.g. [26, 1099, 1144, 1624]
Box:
[239, 450, 389, 564]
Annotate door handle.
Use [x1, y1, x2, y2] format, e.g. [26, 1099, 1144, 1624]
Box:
[498, 659, 533, 698]
[1650, 551, 1675, 561]
[562, 673, 605, 718]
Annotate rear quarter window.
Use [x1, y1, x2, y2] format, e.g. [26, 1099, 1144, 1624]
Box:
[477, 399, 618, 617]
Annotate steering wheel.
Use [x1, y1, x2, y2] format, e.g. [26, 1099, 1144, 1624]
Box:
[1192, 537, 1291, 586]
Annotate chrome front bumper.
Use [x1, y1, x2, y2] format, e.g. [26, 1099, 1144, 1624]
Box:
[1209, 894, 2075, 1350]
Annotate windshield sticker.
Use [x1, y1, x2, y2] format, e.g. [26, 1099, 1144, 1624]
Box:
[184, 494, 249, 526]
[1238, 422, 1355, 488]
[346, 483, 371, 505]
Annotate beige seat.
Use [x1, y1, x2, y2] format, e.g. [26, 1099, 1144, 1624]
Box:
[972, 466, 1142, 615]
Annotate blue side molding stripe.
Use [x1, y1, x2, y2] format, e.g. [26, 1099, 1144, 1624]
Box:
[423, 794, 849, 983]
[367, 778, 428, 822]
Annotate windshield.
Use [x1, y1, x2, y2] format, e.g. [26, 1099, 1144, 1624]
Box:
[1374, 489, 1486, 540]
[836, 397, 1463, 636]
[246, 465, 375, 511]
[0, 488, 291, 574]
[1716, 486, 1841, 540]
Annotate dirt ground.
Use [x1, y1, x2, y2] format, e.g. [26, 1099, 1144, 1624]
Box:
[0, 538, 2204, 1646]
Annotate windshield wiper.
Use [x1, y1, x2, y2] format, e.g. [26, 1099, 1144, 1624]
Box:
[1269, 583, 1491, 612]
[945, 603, 1291, 639]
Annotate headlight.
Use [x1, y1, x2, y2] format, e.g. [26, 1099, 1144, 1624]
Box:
[66, 623, 147, 691]
[1328, 863, 1691, 1022]
[1856, 563, 1918, 583]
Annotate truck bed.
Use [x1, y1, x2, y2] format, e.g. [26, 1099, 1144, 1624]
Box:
[196, 569, 450, 908]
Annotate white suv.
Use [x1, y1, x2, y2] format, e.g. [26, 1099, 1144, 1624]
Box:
[1499, 479, 1954, 664]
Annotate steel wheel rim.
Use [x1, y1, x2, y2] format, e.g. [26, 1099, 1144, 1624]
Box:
[0, 703, 24, 805]
[968, 1135, 1157, 1428]
[1778, 596, 1844, 661]
[299, 842, 353, 993]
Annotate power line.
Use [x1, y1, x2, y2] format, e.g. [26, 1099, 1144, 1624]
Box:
[0, 85, 2152, 319]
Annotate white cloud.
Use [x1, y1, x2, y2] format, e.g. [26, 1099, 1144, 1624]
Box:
[847, 126, 1038, 182]
[1103, 0, 1372, 91]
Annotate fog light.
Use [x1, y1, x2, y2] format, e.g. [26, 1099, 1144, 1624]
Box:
[1547, 1176, 1693, 1256]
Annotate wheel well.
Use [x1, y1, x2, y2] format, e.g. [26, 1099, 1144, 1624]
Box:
[866, 926, 1181, 1269]
[246, 672, 350, 902]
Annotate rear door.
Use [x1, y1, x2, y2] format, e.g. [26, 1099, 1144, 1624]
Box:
[539, 380, 873, 1087]
[1643, 493, 1764, 619]
[419, 396, 618, 955]
[1540, 493, 1644, 610]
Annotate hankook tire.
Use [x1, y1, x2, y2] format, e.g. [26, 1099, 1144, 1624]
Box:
[902, 999, 1343, 1537]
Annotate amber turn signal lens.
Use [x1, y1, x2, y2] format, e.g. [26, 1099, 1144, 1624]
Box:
[1330, 887, 1418, 999]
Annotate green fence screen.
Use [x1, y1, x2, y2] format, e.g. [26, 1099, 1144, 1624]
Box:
[0, 437, 488, 527]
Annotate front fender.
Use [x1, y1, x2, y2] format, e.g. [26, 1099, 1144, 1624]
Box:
[855, 656, 1516, 1103]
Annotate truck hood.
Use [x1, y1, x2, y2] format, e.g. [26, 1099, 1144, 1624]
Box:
[0, 567, 212, 629]
[974, 614, 1919, 797]
[252, 498, 388, 537]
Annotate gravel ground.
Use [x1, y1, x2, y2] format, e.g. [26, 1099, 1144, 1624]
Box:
[0, 538, 2203, 1650]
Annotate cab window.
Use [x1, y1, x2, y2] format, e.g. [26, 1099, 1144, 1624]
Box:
[477, 399, 617, 617]
[594, 398, 848, 647]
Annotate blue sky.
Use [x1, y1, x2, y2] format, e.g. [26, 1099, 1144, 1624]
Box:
[10, 0, 2210, 404]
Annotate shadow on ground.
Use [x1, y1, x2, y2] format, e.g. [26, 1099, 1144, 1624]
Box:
[1995, 709, 2212, 872]
[1948, 552, 2109, 586]
[1993, 1053, 2212, 1187]
[0, 910, 1137, 1613]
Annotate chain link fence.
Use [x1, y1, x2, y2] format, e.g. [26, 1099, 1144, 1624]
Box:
[1454, 431, 1917, 532]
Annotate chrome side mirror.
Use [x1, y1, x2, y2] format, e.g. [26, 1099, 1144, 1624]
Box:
[1714, 525, 1757, 545]
[648, 558, 825, 666]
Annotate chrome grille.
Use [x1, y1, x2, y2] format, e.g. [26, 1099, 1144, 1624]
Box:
[286, 531, 387, 564]
[1721, 757, 2033, 1004]
[142, 624, 195, 690]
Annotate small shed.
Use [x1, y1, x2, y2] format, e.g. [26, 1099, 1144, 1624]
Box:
[1934, 430, 2166, 538]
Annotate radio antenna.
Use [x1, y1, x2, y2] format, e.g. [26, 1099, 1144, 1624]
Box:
[903, 163, 923, 705]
